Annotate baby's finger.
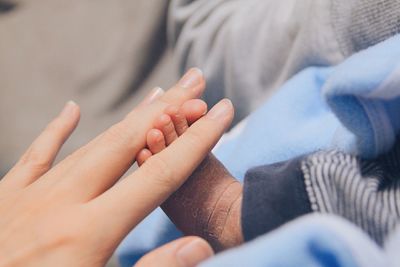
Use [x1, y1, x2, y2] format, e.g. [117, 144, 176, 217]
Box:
[181, 99, 208, 125]
[155, 114, 178, 145]
[136, 149, 153, 167]
[166, 105, 188, 136]
[147, 129, 166, 154]
[88, 99, 234, 242]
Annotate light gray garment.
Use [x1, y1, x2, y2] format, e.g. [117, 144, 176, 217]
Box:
[169, 0, 400, 124]
[0, 0, 176, 173]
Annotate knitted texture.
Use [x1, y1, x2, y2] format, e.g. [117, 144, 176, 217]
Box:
[332, 0, 400, 56]
[301, 140, 400, 245]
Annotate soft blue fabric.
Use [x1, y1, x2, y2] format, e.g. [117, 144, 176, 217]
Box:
[117, 208, 181, 267]
[201, 215, 387, 267]
[117, 35, 400, 266]
[215, 35, 400, 180]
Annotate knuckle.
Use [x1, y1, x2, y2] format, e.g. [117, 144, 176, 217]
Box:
[19, 148, 51, 174]
[102, 122, 132, 145]
[45, 118, 66, 134]
[143, 156, 175, 188]
[160, 88, 186, 104]
[184, 128, 207, 150]
[37, 229, 71, 250]
[35, 214, 84, 250]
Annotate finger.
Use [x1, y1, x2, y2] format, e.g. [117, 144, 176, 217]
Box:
[136, 149, 153, 167]
[181, 99, 208, 125]
[49, 68, 205, 202]
[137, 87, 164, 108]
[166, 105, 188, 136]
[147, 129, 166, 154]
[155, 68, 205, 106]
[154, 114, 178, 145]
[36, 86, 165, 183]
[135, 237, 214, 267]
[167, 99, 207, 136]
[89, 99, 234, 239]
[1, 101, 80, 190]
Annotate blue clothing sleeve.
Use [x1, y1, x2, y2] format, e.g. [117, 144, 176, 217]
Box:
[242, 157, 312, 241]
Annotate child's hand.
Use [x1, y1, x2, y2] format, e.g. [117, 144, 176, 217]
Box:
[138, 99, 243, 251]
[137, 98, 208, 165]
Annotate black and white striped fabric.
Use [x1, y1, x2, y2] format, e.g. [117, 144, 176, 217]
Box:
[301, 141, 400, 245]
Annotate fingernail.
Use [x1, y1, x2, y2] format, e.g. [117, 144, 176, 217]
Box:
[60, 101, 77, 117]
[177, 239, 214, 267]
[178, 68, 203, 89]
[141, 87, 164, 106]
[206, 99, 233, 121]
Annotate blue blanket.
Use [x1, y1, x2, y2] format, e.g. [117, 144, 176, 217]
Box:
[215, 35, 400, 180]
[201, 215, 388, 267]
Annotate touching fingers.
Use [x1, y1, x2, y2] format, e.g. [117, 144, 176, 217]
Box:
[155, 114, 178, 145]
[1, 101, 80, 190]
[180, 99, 208, 125]
[46, 68, 206, 202]
[137, 87, 164, 108]
[136, 149, 153, 167]
[147, 129, 166, 154]
[88, 99, 234, 240]
[166, 105, 189, 136]
[135, 237, 214, 267]
[158, 68, 205, 105]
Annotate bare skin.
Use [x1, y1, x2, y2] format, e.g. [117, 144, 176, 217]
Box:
[0, 69, 233, 267]
[137, 102, 244, 251]
[163, 154, 243, 251]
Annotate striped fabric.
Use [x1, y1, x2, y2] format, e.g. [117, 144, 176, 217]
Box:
[301, 141, 400, 245]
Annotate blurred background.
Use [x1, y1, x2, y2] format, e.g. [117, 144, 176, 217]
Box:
[0, 0, 177, 177]
[0, 1, 176, 265]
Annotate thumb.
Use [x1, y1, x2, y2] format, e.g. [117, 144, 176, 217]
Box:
[135, 237, 214, 267]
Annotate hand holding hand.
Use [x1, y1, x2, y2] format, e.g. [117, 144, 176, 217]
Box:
[0, 69, 234, 266]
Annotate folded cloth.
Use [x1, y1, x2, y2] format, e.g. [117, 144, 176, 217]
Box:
[169, 0, 400, 124]
[215, 34, 400, 180]
[201, 214, 390, 267]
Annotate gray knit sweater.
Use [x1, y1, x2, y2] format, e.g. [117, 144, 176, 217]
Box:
[169, 0, 400, 124]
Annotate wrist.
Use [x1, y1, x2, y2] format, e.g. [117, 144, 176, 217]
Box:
[162, 154, 244, 251]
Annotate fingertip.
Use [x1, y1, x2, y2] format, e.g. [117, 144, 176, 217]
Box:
[154, 114, 172, 129]
[181, 99, 208, 124]
[147, 128, 166, 154]
[135, 236, 213, 267]
[137, 149, 153, 166]
[147, 129, 164, 144]
[177, 237, 214, 267]
[60, 101, 80, 120]
[205, 99, 234, 127]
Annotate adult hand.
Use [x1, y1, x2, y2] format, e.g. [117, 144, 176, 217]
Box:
[0, 69, 234, 266]
[135, 237, 213, 267]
